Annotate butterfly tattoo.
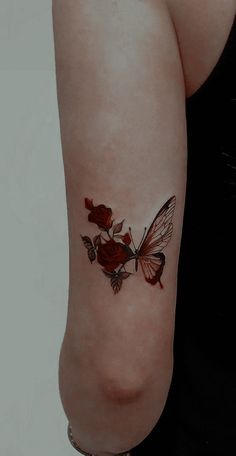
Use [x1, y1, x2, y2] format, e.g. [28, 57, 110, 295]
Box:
[81, 196, 176, 294]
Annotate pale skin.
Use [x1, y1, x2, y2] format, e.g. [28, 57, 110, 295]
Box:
[52, 1, 236, 455]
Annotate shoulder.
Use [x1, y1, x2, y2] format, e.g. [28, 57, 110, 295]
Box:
[165, 0, 236, 97]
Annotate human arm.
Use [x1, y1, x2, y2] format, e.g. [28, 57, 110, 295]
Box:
[52, 0, 187, 454]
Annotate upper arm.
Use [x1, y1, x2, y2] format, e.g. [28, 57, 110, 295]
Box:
[53, 0, 187, 399]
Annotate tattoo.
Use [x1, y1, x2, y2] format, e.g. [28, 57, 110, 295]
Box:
[81, 196, 176, 294]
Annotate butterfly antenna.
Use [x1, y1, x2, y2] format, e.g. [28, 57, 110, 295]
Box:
[128, 227, 136, 251]
[137, 227, 147, 250]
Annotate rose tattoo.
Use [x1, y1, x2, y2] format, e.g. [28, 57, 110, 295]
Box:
[81, 196, 176, 294]
[85, 198, 113, 231]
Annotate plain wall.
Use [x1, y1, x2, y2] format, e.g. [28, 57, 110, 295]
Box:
[0, 1, 78, 454]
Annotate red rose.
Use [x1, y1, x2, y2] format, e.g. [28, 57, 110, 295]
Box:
[122, 232, 132, 245]
[97, 239, 130, 272]
[85, 198, 113, 231]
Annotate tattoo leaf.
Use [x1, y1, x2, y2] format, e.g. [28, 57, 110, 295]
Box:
[111, 273, 123, 294]
[113, 219, 125, 235]
[81, 235, 92, 248]
[81, 235, 96, 263]
[88, 248, 96, 263]
[102, 269, 132, 294]
[93, 234, 101, 248]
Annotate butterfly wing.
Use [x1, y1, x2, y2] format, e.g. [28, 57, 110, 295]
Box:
[138, 196, 176, 286]
[140, 196, 176, 255]
[139, 252, 165, 286]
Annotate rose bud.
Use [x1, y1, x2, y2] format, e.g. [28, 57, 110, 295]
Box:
[122, 232, 132, 245]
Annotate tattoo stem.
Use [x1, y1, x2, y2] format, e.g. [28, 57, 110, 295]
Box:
[129, 227, 136, 251]
[106, 230, 113, 240]
[117, 255, 136, 274]
[117, 264, 125, 274]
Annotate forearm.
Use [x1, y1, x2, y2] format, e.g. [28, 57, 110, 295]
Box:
[52, 0, 186, 454]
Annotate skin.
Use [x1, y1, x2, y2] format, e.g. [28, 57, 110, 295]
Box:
[51, 1, 236, 454]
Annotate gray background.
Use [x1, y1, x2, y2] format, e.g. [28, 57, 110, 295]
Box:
[0, 1, 79, 454]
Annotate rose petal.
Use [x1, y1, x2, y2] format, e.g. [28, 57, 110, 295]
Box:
[85, 197, 94, 210]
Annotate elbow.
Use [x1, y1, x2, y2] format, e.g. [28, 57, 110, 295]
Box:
[99, 357, 173, 409]
[97, 333, 174, 407]
[100, 371, 147, 404]
[97, 362, 174, 450]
